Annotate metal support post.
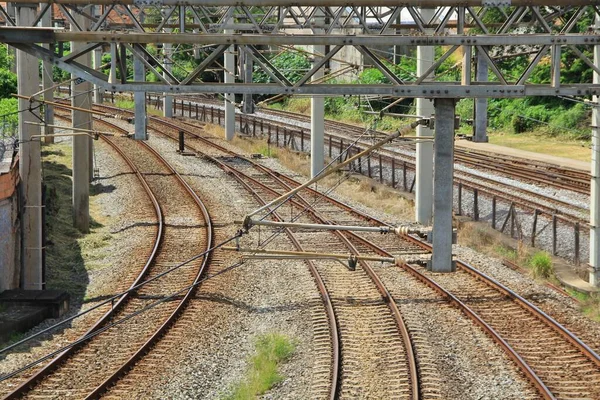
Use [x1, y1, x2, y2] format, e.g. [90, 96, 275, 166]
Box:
[17, 5, 43, 290]
[311, 14, 325, 178]
[224, 12, 235, 141]
[473, 47, 489, 142]
[71, 7, 92, 233]
[590, 15, 600, 286]
[133, 52, 148, 140]
[40, 2, 54, 144]
[178, 130, 185, 152]
[93, 47, 103, 104]
[415, 7, 436, 225]
[429, 98, 456, 273]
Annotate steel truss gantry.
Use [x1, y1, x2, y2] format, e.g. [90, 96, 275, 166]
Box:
[0, 2, 599, 96]
[3, 1, 600, 283]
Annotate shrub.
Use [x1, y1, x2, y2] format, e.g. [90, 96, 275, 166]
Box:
[528, 251, 553, 279]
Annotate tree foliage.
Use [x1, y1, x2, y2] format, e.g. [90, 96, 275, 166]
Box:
[252, 50, 311, 84]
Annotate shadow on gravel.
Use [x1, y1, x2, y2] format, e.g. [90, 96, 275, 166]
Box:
[91, 182, 116, 195]
[0, 158, 95, 359]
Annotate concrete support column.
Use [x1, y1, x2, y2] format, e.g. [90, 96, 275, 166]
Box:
[133, 55, 147, 140]
[311, 44, 325, 178]
[224, 26, 235, 141]
[415, 7, 436, 225]
[17, 5, 43, 290]
[241, 49, 254, 114]
[429, 98, 456, 273]
[93, 47, 103, 104]
[589, 16, 600, 286]
[108, 43, 117, 84]
[71, 8, 92, 233]
[40, 2, 54, 144]
[473, 48, 489, 142]
[163, 39, 173, 118]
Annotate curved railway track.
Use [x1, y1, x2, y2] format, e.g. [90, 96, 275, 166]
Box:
[1, 116, 213, 399]
[119, 106, 600, 399]
[87, 104, 422, 398]
[38, 102, 600, 398]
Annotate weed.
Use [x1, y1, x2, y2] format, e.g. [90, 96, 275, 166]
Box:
[566, 288, 590, 303]
[528, 251, 553, 279]
[495, 244, 518, 261]
[580, 293, 600, 321]
[225, 333, 295, 400]
[115, 99, 135, 110]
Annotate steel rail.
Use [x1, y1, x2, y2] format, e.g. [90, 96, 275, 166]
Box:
[217, 162, 341, 400]
[172, 100, 588, 223]
[257, 105, 590, 197]
[220, 120, 600, 398]
[85, 101, 340, 400]
[2, 120, 164, 400]
[140, 111, 420, 399]
[155, 112, 555, 399]
[94, 103, 600, 397]
[85, 132, 214, 398]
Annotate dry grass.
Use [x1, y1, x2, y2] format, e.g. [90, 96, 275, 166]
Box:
[488, 131, 590, 162]
[202, 124, 414, 220]
[457, 221, 562, 285]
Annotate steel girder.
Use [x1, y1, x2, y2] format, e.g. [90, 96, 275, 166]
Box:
[1, 4, 599, 97]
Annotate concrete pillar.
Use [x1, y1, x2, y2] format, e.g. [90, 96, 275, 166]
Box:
[108, 43, 117, 84]
[311, 45, 325, 178]
[162, 39, 173, 118]
[40, 2, 54, 144]
[589, 16, 600, 286]
[133, 54, 148, 140]
[17, 5, 43, 290]
[415, 8, 436, 225]
[71, 8, 92, 233]
[93, 47, 103, 104]
[429, 98, 456, 273]
[224, 27, 235, 141]
[241, 50, 254, 114]
[473, 48, 489, 142]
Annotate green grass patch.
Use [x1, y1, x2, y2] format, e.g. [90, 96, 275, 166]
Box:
[255, 144, 277, 158]
[528, 251, 553, 279]
[566, 288, 590, 303]
[225, 333, 296, 400]
[115, 99, 135, 110]
[494, 244, 518, 262]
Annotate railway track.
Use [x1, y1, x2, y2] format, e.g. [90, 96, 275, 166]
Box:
[38, 103, 600, 398]
[255, 105, 591, 195]
[1, 115, 214, 399]
[122, 106, 600, 399]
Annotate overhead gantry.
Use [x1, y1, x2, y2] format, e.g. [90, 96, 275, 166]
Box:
[1, 0, 600, 289]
